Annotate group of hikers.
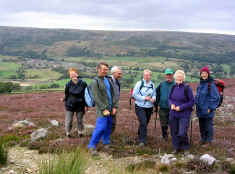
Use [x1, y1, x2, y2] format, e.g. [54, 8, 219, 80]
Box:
[63, 62, 222, 155]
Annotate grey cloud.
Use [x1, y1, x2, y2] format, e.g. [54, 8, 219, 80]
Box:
[0, 0, 234, 33]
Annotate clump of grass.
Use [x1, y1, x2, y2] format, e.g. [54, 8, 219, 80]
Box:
[185, 158, 215, 173]
[229, 165, 235, 174]
[126, 160, 155, 173]
[156, 163, 171, 173]
[0, 134, 20, 146]
[39, 147, 88, 174]
[0, 142, 8, 166]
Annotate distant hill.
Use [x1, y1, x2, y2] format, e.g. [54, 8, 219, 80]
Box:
[0, 26, 235, 64]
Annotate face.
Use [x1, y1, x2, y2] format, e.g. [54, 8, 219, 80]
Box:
[113, 69, 123, 80]
[69, 71, 78, 80]
[201, 71, 209, 80]
[175, 74, 184, 85]
[165, 74, 173, 82]
[98, 65, 109, 77]
[143, 71, 151, 82]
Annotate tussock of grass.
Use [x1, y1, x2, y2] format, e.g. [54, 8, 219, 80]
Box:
[156, 163, 171, 173]
[126, 160, 155, 173]
[39, 148, 87, 174]
[0, 142, 8, 166]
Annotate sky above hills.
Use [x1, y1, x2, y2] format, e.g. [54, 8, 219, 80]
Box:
[0, 0, 234, 35]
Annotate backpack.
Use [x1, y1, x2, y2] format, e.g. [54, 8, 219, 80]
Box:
[84, 78, 99, 107]
[208, 79, 225, 108]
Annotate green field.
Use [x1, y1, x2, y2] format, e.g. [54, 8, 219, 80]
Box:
[0, 61, 20, 79]
[25, 69, 62, 81]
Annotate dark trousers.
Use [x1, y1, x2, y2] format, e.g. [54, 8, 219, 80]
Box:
[159, 108, 170, 138]
[111, 114, 116, 134]
[170, 116, 190, 150]
[199, 117, 214, 143]
[135, 105, 153, 144]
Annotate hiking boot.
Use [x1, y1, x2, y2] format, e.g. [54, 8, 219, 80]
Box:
[104, 144, 110, 149]
[199, 141, 206, 145]
[66, 132, 71, 138]
[138, 142, 145, 147]
[172, 149, 181, 154]
[182, 150, 190, 156]
[162, 136, 168, 142]
[77, 130, 84, 137]
[89, 148, 98, 156]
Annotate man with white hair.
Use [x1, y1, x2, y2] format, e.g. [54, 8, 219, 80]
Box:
[110, 66, 123, 134]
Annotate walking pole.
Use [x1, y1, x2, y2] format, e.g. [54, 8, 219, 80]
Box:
[190, 117, 193, 144]
[190, 109, 196, 145]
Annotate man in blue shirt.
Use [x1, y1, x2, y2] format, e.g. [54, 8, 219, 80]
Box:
[88, 62, 118, 155]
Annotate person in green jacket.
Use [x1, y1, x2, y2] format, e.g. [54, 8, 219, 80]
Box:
[155, 68, 175, 141]
[88, 62, 119, 155]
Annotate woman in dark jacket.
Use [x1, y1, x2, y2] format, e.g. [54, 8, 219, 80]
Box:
[64, 68, 87, 137]
[168, 70, 195, 153]
[195, 66, 220, 145]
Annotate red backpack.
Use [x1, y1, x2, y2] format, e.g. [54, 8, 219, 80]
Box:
[208, 79, 225, 108]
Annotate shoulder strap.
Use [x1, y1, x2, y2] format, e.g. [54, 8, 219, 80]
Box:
[93, 77, 99, 89]
[139, 80, 144, 91]
[169, 84, 176, 99]
[184, 84, 190, 101]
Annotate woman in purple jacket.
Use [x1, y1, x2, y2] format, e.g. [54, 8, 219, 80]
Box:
[168, 70, 195, 154]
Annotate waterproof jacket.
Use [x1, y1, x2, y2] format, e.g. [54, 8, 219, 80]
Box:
[133, 79, 156, 108]
[90, 76, 118, 117]
[168, 83, 195, 118]
[195, 77, 220, 118]
[64, 77, 87, 112]
[156, 80, 175, 109]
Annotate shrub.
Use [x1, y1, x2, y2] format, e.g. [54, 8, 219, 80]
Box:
[39, 148, 87, 174]
[0, 143, 8, 166]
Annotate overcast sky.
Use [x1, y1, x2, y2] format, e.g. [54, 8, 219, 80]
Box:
[0, 0, 234, 35]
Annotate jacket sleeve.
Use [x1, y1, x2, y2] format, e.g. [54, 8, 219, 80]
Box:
[90, 79, 107, 112]
[133, 81, 145, 102]
[168, 86, 174, 107]
[82, 81, 88, 106]
[155, 84, 161, 103]
[64, 83, 70, 101]
[180, 87, 195, 111]
[111, 79, 119, 109]
[151, 83, 156, 101]
[208, 83, 220, 110]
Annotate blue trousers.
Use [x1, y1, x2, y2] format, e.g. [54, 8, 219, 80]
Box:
[135, 105, 153, 144]
[199, 117, 214, 143]
[170, 116, 190, 150]
[88, 116, 113, 149]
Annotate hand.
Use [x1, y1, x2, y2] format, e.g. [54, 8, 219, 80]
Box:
[85, 106, 88, 112]
[175, 106, 180, 111]
[60, 97, 65, 102]
[103, 109, 110, 116]
[151, 98, 155, 103]
[208, 109, 210, 113]
[145, 96, 151, 101]
[171, 104, 176, 110]
[112, 108, 117, 115]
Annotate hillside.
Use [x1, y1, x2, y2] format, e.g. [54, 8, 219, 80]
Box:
[0, 26, 235, 91]
[0, 26, 235, 64]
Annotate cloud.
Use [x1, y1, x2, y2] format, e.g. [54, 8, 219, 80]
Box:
[0, 0, 235, 34]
